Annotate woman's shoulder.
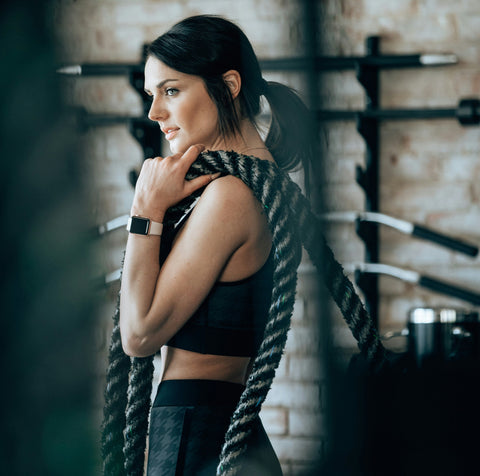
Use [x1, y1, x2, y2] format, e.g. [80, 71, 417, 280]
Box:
[187, 174, 265, 241]
[199, 175, 258, 214]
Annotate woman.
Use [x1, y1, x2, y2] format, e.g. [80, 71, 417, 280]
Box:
[101, 14, 386, 476]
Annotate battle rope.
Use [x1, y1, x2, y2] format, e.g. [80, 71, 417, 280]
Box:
[101, 150, 390, 476]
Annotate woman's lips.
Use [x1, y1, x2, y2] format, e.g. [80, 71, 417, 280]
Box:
[164, 128, 179, 140]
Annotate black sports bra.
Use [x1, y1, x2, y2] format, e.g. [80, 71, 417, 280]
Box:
[159, 206, 274, 357]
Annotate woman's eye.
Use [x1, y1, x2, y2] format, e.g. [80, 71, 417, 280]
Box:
[165, 88, 178, 96]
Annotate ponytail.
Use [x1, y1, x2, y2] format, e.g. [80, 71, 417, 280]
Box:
[263, 81, 318, 195]
[147, 15, 319, 194]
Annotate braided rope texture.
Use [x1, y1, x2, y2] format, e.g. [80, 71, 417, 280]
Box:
[101, 299, 129, 476]
[101, 150, 389, 476]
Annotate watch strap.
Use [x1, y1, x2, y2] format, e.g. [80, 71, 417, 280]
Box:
[148, 220, 163, 236]
[127, 216, 163, 236]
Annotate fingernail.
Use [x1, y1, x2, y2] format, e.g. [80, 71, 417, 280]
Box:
[211, 172, 221, 180]
[196, 144, 206, 152]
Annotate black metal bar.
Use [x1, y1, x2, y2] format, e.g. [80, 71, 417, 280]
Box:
[260, 53, 457, 71]
[316, 101, 480, 124]
[129, 68, 151, 116]
[418, 276, 480, 306]
[322, 211, 479, 257]
[412, 225, 478, 257]
[354, 36, 381, 328]
[75, 103, 476, 129]
[316, 108, 457, 121]
[56, 52, 457, 76]
[57, 63, 143, 75]
[128, 118, 161, 159]
[75, 97, 480, 130]
[316, 98, 480, 125]
[352, 264, 480, 306]
[261, 55, 419, 70]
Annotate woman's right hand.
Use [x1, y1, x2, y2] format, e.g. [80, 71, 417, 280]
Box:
[130, 144, 220, 222]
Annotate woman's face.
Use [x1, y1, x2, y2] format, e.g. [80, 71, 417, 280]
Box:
[144, 56, 221, 154]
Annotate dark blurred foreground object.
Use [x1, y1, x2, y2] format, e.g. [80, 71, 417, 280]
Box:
[321, 305, 480, 475]
[320, 350, 480, 476]
[0, 1, 98, 475]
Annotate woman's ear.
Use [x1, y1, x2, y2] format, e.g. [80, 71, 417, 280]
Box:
[222, 70, 241, 99]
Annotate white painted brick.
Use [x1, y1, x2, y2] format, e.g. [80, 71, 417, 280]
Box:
[113, 4, 185, 26]
[332, 325, 359, 350]
[265, 381, 321, 410]
[324, 226, 366, 263]
[380, 152, 443, 183]
[380, 239, 455, 267]
[289, 356, 325, 382]
[377, 273, 411, 296]
[319, 71, 365, 109]
[289, 410, 326, 437]
[456, 13, 480, 41]
[417, 0, 480, 14]
[285, 326, 320, 355]
[321, 154, 359, 184]
[362, 0, 419, 17]
[456, 128, 480, 155]
[280, 462, 292, 476]
[93, 183, 134, 227]
[321, 123, 366, 155]
[291, 297, 306, 322]
[381, 122, 467, 154]
[323, 184, 366, 212]
[275, 354, 289, 379]
[380, 182, 472, 214]
[429, 210, 480, 237]
[382, 68, 463, 108]
[269, 436, 323, 463]
[260, 407, 288, 436]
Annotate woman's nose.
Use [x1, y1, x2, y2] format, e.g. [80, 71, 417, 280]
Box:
[148, 97, 168, 122]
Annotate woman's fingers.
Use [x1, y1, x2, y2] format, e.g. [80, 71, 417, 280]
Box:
[179, 144, 205, 169]
[133, 145, 221, 212]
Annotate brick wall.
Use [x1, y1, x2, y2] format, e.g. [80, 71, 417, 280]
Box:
[54, 0, 480, 474]
[317, 0, 480, 354]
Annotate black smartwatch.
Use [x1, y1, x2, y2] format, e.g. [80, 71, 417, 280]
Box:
[126, 216, 163, 236]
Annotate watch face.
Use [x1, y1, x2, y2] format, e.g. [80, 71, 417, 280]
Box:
[129, 217, 150, 235]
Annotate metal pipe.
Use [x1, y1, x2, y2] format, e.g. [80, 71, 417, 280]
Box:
[70, 97, 480, 130]
[56, 53, 457, 76]
[345, 262, 480, 306]
[321, 211, 478, 257]
[94, 214, 129, 236]
[316, 108, 456, 121]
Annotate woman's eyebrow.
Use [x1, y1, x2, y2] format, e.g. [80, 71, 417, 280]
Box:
[144, 78, 179, 94]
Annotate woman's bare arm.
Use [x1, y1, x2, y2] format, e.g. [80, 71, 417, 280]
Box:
[119, 146, 264, 357]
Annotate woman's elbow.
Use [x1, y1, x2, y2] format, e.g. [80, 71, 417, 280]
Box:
[120, 325, 158, 358]
[119, 307, 170, 357]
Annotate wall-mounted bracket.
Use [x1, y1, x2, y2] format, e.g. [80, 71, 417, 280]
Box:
[353, 36, 382, 327]
[128, 119, 160, 160]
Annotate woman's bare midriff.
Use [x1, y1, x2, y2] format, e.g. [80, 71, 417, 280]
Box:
[161, 346, 251, 384]
[160, 176, 272, 385]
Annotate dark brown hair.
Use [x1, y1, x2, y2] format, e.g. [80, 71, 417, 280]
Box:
[147, 15, 317, 174]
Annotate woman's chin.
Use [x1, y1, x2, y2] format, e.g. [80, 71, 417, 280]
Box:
[168, 141, 189, 156]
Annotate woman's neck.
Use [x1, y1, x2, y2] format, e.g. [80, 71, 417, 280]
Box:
[207, 119, 275, 163]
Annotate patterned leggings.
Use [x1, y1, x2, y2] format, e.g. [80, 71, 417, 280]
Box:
[147, 379, 283, 476]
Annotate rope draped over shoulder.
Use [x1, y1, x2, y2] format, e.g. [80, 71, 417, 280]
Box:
[101, 150, 390, 476]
